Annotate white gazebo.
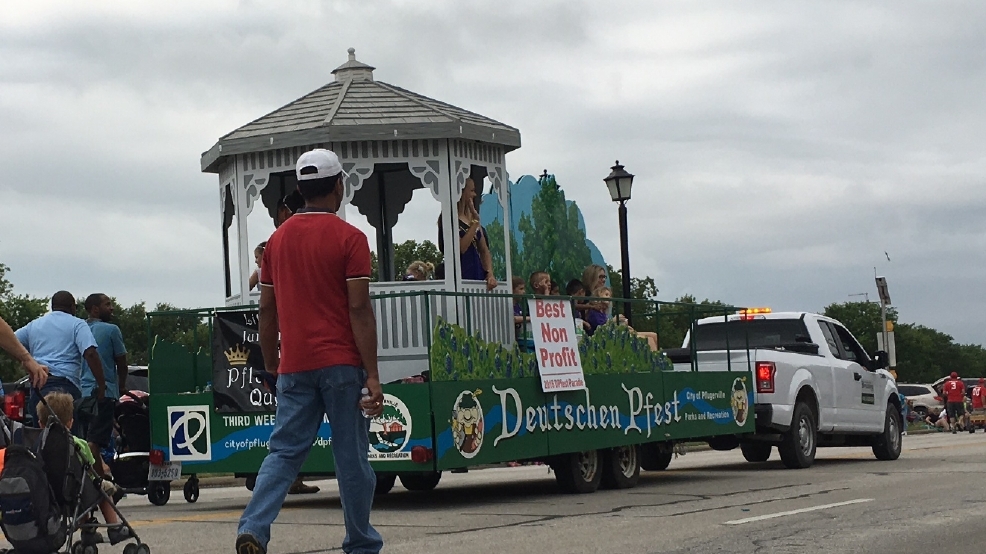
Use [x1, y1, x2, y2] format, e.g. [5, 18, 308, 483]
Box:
[201, 48, 522, 381]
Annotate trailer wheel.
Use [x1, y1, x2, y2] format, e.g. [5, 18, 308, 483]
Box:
[601, 445, 640, 489]
[399, 471, 442, 492]
[183, 475, 199, 503]
[374, 473, 397, 495]
[147, 481, 170, 506]
[872, 403, 903, 461]
[740, 442, 772, 462]
[640, 443, 673, 471]
[778, 402, 816, 469]
[553, 450, 602, 494]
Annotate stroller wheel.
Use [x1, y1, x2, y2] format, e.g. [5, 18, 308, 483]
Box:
[135, 544, 151, 554]
[72, 541, 86, 554]
[83, 545, 99, 554]
[124, 543, 138, 554]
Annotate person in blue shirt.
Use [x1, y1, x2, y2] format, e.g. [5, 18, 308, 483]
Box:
[77, 293, 129, 458]
[16, 291, 106, 424]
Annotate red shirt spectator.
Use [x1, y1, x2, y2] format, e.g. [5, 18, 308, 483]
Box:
[943, 377, 966, 403]
[971, 382, 985, 410]
[260, 212, 371, 373]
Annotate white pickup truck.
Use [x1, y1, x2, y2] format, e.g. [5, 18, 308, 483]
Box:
[668, 311, 902, 469]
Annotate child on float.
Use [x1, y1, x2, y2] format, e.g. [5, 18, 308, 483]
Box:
[589, 286, 659, 351]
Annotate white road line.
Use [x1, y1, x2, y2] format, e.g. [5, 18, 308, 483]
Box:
[723, 498, 874, 525]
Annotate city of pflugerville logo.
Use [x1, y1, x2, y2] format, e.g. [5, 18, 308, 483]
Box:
[169, 406, 212, 462]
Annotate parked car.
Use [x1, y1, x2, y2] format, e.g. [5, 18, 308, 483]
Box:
[896, 383, 943, 417]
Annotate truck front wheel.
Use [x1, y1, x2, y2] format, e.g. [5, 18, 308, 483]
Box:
[553, 450, 602, 494]
[872, 404, 903, 461]
[778, 402, 816, 469]
[740, 442, 772, 462]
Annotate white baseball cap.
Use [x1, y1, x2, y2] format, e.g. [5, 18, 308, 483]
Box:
[296, 148, 346, 181]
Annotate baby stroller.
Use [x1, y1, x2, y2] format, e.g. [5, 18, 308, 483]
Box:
[111, 391, 187, 506]
[0, 394, 149, 554]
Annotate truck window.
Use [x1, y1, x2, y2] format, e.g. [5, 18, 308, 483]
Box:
[692, 319, 811, 351]
[816, 321, 841, 357]
[832, 324, 870, 364]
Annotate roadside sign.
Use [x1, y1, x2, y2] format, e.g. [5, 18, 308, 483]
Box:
[529, 298, 586, 392]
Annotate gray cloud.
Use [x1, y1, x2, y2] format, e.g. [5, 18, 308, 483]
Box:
[1, 0, 984, 346]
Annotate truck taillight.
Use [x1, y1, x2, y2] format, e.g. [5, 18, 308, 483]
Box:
[756, 362, 776, 393]
[149, 449, 165, 466]
[4, 391, 25, 421]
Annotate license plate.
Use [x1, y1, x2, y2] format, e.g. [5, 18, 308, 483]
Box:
[148, 461, 182, 481]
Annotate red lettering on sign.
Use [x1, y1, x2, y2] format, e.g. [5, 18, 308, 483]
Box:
[534, 300, 568, 319]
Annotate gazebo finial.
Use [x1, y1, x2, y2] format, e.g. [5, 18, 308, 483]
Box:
[333, 47, 375, 82]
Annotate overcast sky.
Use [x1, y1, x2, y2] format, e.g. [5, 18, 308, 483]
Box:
[1, 1, 984, 345]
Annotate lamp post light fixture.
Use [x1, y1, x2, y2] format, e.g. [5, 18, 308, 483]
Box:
[604, 160, 635, 326]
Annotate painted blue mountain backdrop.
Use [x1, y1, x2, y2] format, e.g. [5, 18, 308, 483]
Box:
[481, 174, 608, 286]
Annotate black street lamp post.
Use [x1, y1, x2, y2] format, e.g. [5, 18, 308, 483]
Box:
[604, 160, 635, 327]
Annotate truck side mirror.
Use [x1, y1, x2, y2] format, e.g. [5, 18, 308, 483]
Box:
[871, 350, 889, 370]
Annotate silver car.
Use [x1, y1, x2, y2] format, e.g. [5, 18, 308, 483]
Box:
[897, 383, 944, 417]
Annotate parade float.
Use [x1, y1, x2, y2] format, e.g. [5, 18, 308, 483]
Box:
[146, 50, 754, 505]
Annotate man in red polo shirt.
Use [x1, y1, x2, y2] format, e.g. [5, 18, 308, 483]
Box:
[942, 371, 966, 434]
[236, 149, 384, 554]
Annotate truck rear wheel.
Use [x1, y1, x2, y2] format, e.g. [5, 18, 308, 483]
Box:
[872, 404, 903, 461]
[778, 402, 816, 469]
[399, 471, 442, 492]
[740, 442, 772, 462]
[601, 445, 640, 489]
[553, 450, 602, 494]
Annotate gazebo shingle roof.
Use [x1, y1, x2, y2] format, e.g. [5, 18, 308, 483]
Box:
[201, 49, 520, 173]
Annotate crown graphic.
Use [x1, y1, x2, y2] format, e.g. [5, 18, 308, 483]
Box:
[224, 344, 250, 366]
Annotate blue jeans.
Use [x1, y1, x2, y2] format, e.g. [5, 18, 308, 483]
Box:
[238, 365, 382, 554]
[28, 376, 81, 426]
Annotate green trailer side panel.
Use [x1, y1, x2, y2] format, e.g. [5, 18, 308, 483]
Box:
[659, 371, 756, 440]
[150, 383, 436, 475]
[432, 378, 550, 470]
[150, 339, 197, 395]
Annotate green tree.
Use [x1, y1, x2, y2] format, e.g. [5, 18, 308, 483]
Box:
[822, 301, 898, 355]
[654, 294, 730, 350]
[371, 240, 444, 281]
[484, 219, 507, 281]
[0, 263, 49, 381]
[514, 175, 592, 284]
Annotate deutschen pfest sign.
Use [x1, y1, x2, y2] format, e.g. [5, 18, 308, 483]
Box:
[529, 299, 586, 392]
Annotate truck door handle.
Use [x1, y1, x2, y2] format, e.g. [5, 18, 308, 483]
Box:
[854, 372, 862, 381]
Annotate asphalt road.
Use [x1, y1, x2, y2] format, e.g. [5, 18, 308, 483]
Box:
[7, 431, 986, 554]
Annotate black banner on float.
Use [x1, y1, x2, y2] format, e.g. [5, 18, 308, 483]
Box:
[212, 310, 276, 413]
